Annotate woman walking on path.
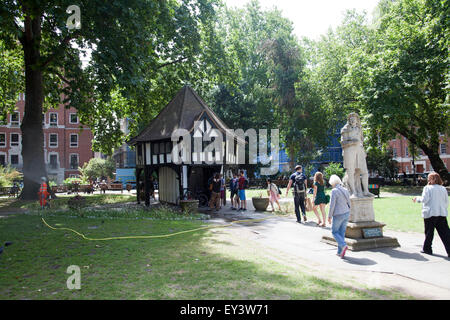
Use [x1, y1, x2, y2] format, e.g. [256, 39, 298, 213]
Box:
[313, 172, 329, 227]
[267, 179, 282, 212]
[327, 175, 351, 259]
[413, 172, 450, 258]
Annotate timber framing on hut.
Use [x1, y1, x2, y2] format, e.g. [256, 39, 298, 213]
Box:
[128, 86, 244, 206]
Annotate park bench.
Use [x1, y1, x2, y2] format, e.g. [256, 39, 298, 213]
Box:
[0, 187, 11, 196]
[80, 184, 94, 194]
[100, 183, 123, 193]
[368, 184, 380, 198]
[109, 183, 123, 193]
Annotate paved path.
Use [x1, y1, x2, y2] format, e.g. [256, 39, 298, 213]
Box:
[201, 199, 450, 299]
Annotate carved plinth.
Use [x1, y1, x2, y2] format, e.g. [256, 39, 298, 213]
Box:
[345, 221, 385, 239]
[321, 196, 400, 251]
[321, 235, 400, 252]
[349, 197, 375, 222]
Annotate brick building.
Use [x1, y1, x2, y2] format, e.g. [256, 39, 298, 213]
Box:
[0, 93, 95, 183]
[388, 134, 449, 174]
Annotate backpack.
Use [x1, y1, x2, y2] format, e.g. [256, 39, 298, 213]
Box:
[293, 173, 306, 193]
[243, 178, 249, 189]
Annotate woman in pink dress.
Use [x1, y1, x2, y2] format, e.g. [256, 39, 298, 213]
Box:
[267, 179, 281, 212]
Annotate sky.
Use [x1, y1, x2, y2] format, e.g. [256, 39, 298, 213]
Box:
[223, 0, 380, 40]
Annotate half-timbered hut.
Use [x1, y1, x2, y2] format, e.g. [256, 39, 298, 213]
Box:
[128, 86, 242, 206]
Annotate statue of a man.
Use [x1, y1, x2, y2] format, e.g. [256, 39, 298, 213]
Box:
[340, 113, 373, 198]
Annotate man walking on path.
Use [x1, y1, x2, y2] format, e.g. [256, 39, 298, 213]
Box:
[286, 165, 308, 223]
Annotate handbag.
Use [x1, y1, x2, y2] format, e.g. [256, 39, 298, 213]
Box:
[305, 197, 314, 212]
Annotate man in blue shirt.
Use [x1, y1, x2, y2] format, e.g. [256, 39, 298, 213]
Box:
[286, 165, 308, 223]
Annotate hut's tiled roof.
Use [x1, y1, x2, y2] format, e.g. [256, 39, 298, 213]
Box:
[128, 86, 240, 145]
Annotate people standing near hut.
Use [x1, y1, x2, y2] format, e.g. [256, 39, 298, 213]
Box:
[285, 165, 308, 223]
[267, 179, 281, 212]
[230, 172, 240, 210]
[413, 172, 450, 257]
[207, 173, 216, 202]
[238, 170, 248, 211]
[149, 176, 155, 200]
[327, 175, 351, 258]
[220, 173, 226, 207]
[312, 172, 329, 227]
[209, 173, 222, 211]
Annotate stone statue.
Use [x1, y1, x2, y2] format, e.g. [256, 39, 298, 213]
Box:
[340, 112, 374, 198]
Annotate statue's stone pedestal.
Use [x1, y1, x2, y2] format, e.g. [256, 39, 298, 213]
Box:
[321, 197, 400, 251]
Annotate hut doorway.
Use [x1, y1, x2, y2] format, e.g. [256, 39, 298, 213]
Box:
[188, 165, 221, 200]
[158, 166, 180, 204]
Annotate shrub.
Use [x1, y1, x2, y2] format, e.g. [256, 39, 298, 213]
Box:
[67, 195, 87, 211]
[323, 162, 345, 180]
[0, 165, 22, 187]
[79, 158, 115, 181]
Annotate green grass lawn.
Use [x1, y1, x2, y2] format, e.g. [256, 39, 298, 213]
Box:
[249, 188, 448, 233]
[0, 209, 411, 300]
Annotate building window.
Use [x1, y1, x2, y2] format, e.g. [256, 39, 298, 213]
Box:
[70, 154, 79, 169]
[392, 148, 397, 157]
[49, 154, 58, 169]
[70, 134, 78, 147]
[152, 143, 159, 155]
[49, 133, 58, 147]
[165, 141, 172, 154]
[0, 133, 5, 147]
[10, 112, 20, 126]
[405, 147, 409, 157]
[0, 154, 5, 166]
[10, 133, 19, 147]
[441, 144, 447, 154]
[69, 113, 78, 124]
[49, 113, 58, 126]
[10, 154, 19, 165]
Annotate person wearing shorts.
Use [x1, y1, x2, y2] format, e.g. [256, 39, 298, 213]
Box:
[238, 170, 247, 211]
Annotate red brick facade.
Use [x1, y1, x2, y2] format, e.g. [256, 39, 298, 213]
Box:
[388, 134, 449, 174]
[0, 93, 94, 183]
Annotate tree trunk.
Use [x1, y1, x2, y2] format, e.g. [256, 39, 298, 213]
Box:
[19, 15, 47, 200]
[420, 143, 449, 185]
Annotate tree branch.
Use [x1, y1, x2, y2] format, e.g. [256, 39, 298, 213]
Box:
[54, 70, 71, 85]
[40, 31, 81, 69]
